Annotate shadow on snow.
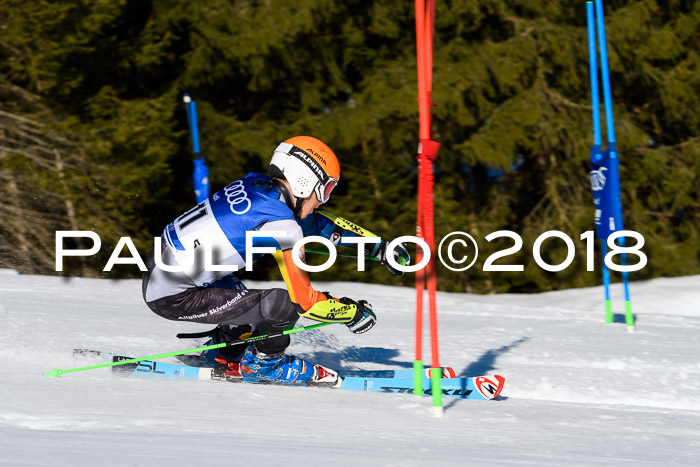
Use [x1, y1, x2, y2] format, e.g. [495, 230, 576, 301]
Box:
[612, 313, 638, 325]
[441, 336, 530, 411]
[310, 346, 413, 373]
[457, 336, 529, 378]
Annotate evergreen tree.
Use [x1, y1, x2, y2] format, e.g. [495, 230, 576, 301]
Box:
[0, 0, 697, 290]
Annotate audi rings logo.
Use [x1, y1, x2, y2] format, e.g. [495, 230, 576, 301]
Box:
[224, 180, 251, 215]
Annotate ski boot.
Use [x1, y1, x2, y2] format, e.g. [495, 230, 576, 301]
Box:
[198, 324, 253, 366]
[238, 344, 340, 387]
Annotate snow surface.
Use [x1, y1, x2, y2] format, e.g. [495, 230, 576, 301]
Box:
[1, 268, 699, 466]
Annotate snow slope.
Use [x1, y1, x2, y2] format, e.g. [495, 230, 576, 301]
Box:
[1, 268, 699, 466]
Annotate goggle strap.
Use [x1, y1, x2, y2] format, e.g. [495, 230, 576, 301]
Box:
[275, 142, 338, 203]
[275, 143, 329, 185]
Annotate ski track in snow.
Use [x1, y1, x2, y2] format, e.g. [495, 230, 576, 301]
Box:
[1, 268, 699, 466]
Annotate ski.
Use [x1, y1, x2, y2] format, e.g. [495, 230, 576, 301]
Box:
[175, 353, 457, 378]
[73, 348, 457, 379]
[342, 374, 505, 400]
[83, 352, 504, 400]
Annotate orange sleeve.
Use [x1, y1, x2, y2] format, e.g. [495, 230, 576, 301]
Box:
[272, 249, 328, 311]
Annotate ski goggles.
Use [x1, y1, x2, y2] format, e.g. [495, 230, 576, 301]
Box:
[315, 176, 338, 204]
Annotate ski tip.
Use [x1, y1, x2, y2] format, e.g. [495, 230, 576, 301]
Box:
[493, 375, 506, 398]
[44, 368, 63, 377]
[73, 348, 102, 357]
[475, 375, 506, 400]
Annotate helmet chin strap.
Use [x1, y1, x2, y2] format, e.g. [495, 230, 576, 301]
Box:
[271, 178, 305, 219]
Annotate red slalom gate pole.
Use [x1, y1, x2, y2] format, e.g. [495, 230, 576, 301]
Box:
[420, 139, 441, 416]
[413, 0, 427, 401]
[414, 187, 425, 395]
[414, 0, 443, 417]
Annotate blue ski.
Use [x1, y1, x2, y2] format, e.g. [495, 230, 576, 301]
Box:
[174, 354, 457, 379]
[100, 354, 504, 400]
[73, 349, 456, 380]
[341, 374, 505, 400]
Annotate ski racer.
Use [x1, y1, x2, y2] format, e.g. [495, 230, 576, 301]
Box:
[142, 136, 410, 386]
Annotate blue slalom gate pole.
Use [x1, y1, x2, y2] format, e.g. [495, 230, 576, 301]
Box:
[586, 0, 634, 332]
[184, 94, 209, 203]
[595, 0, 634, 332]
[594, 0, 616, 146]
[619, 238, 634, 329]
[587, 2, 612, 324]
[601, 242, 613, 323]
[586, 2, 602, 153]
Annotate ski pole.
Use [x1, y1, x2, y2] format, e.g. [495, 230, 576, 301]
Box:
[305, 248, 380, 261]
[44, 322, 335, 377]
[304, 249, 408, 265]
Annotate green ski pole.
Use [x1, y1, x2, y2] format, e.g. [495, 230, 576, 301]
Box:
[304, 248, 380, 261]
[305, 248, 408, 266]
[44, 322, 334, 377]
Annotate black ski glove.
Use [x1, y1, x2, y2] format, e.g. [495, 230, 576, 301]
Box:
[373, 240, 411, 277]
[340, 297, 377, 334]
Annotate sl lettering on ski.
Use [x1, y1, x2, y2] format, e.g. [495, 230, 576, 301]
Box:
[113, 356, 165, 375]
[224, 180, 251, 215]
[136, 361, 166, 374]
